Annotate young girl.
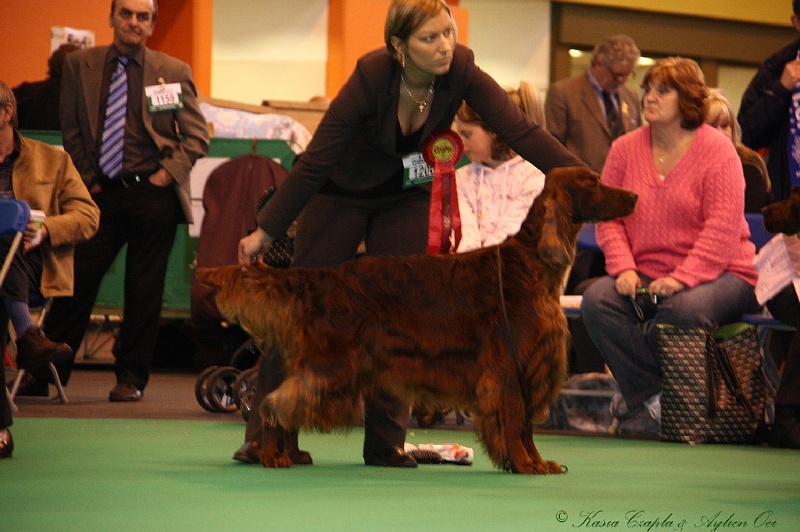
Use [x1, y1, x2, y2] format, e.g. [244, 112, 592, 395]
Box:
[455, 81, 546, 252]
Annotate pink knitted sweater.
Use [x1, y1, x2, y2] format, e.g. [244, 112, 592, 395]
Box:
[597, 124, 758, 288]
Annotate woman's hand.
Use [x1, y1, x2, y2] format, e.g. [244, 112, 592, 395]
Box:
[648, 276, 684, 300]
[238, 228, 274, 265]
[614, 269, 640, 298]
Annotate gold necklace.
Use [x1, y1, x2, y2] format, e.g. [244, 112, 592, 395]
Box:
[401, 74, 434, 113]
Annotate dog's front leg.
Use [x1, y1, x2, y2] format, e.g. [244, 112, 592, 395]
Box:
[521, 419, 564, 474]
[283, 430, 313, 465]
[260, 399, 292, 468]
[500, 383, 563, 474]
[259, 422, 292, 468]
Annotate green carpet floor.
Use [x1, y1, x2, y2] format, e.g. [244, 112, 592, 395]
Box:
[2, 418, 799, 531]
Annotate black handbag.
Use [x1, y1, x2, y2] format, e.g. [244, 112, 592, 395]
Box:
[657, 323, 769, 444]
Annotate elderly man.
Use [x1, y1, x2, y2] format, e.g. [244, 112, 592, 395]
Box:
[545, 35, 642, 174]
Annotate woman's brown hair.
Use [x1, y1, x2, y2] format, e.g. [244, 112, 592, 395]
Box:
[641, 57, 708, 129]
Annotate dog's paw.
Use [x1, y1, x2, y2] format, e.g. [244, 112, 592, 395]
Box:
[260, 451, 292, 468]
[508, 458, 566, 474]
[288, 449, 314, 465]
[532, 459, 566, 475]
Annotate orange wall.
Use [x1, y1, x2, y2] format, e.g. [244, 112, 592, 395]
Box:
[326, 0, 468, 98]
[3, 0, 212, 95]
[149, 0, 213, 95]
[2, 2, 113, 88]
[4, 0, 463, 105]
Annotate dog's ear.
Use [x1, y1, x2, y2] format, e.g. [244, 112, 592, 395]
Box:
[538, 198, 574, 267]
[195, 266, 236, 290]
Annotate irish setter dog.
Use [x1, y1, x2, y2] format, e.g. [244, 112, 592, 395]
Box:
[763, 185, 800, 235]
[196, 166, 637, 474]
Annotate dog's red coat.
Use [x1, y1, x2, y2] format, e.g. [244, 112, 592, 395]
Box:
[197, 166, 637, 474]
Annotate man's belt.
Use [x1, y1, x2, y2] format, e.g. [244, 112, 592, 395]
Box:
[98, 172, 152, 188]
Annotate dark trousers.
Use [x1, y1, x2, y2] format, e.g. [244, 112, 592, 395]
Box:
[43, 181, 180, 390]
[0, 238, 43, 338]
[244, 188, 430, 461]
[0, 238, 42, 306]
[1, 240, 43, 430]
[766, 285, 800, 406]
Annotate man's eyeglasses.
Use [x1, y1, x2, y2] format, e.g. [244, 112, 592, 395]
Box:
[607, 64, 635, 83]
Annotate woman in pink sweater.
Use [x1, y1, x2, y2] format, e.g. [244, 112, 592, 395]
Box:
[580, 58, 760, 437]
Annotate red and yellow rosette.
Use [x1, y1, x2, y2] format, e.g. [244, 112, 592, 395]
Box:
[423, 129, 464, 255]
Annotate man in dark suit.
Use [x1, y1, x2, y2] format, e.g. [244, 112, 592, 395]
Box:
[545, 35, 642, 174]
[33, 0, 209, 402]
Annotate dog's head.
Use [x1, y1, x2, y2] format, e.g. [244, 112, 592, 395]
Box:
[195, 264, 282, 340]
[524, 167, 637, 267]
[762, 186, 800, 235]
[195, 265, 247, 325]
[545, 166, 638, 224]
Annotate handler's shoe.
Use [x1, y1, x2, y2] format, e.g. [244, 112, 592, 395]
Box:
[364, 446, 418, 468]
[233, 441, 261, 464]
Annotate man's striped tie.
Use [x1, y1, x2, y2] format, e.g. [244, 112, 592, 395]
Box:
[98, 55, 130, 178]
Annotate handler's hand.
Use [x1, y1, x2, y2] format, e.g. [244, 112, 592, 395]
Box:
[238, 228, 274, 265]
[614, 269, 640, 298]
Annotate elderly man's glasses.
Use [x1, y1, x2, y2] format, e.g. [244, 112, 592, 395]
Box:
[607, 64, 635, 83]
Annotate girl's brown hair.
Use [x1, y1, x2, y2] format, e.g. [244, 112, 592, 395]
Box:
[455, 81, 544, 161]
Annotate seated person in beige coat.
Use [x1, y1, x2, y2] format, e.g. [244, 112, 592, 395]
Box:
[1, 78, 99, 456]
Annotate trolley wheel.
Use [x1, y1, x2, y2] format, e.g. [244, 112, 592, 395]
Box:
[205, 366, 241, 413]
[194, 365, 219, 412]
[229, 339, 260, 371]
[231, 367, 258, 409]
